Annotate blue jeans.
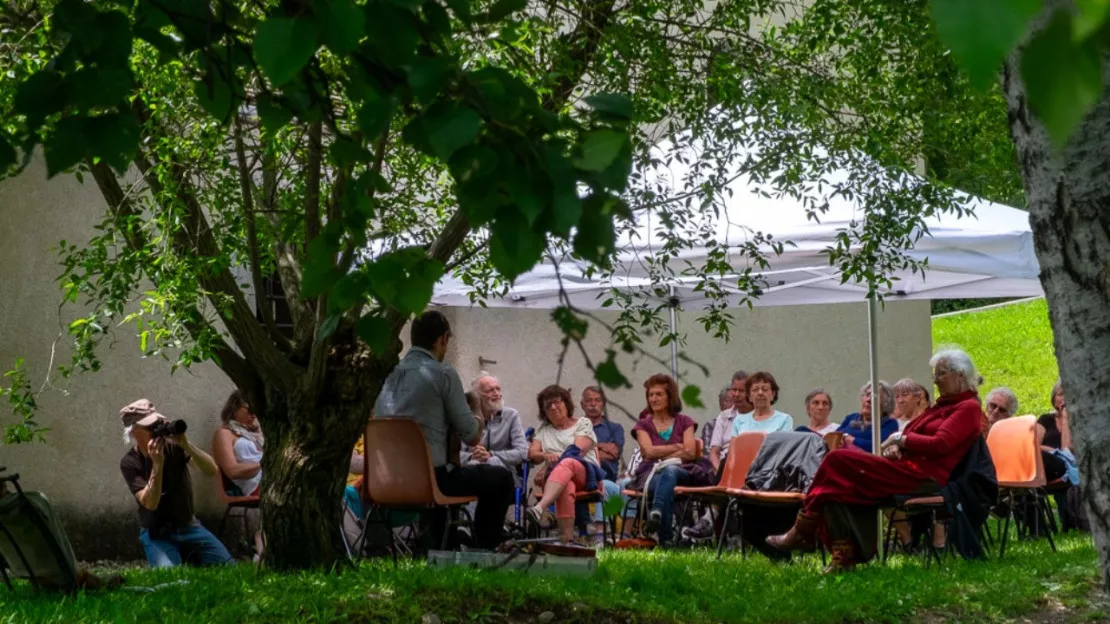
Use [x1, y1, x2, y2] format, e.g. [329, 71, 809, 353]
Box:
[648, 466, 691, 542]
[592, 479, 627, 522]
[139, 522, 232, 568]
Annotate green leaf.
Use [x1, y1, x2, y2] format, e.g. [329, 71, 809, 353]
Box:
[14, 70, 66, 132]
[423, 1, 453, 40]
[602, 494, 624, 519]
[545, 149, 581, 237]
[595, 350, 631, 389]
[444, 0, 472, 23]
[408, 56, 455, 103]
[929, 0, 1041, 87]
[681, 385, 704, 409]
[89, 11, 133, 66]
[194, 75, 235, 121]
[312, 0, 366, 55]
[584, 93, 633, 119]
[330, 137, 372, 167]
[488, 208, 545, 280]
[1020, 11, 1103, 145]
[364, 2, 420, 67]
[44, 118, 85, 177]
[396, 259, 445, 313]
[574, 129, 625, 172]
[484, 0, 526, 22]
[449, 144, 500, 185]
[355, 313, 392, 353]
[404, 102, 482, 160]
[316, 313, 342, 341]
[257, 94, 294, 134]
[357, 91, 397, 138]
[254, 17, 320, 86]
[572, 194, 618, 266]
[1075, 0, 1110, 40]
[0, 136, 16, 173]
[66, 68, 132, 110]
[83, 113, 141, 173]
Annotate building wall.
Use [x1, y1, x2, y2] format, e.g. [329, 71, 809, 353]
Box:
[1, 152, 933, 561]
[446, 300, 933, 451]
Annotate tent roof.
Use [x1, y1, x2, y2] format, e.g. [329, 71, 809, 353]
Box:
[433, 155, 1041, 309]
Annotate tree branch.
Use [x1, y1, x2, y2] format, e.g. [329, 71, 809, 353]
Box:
[305, 121, 323, 247]
[131, 103, 300, 389]
[87, 160, 260, 392]
[235, 115, 293, 352]
[543, 0, 621, 111]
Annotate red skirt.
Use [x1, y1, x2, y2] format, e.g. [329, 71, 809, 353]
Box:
[804, 449, 937, 514]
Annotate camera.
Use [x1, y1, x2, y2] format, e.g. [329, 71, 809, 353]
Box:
[149, 419, 188, 439]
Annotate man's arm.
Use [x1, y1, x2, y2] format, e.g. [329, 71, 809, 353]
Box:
[443, 368, 482, 446]
[130, 440, 164, 511]
[177, 434, 218, 477]
[489, 412, 529, 467]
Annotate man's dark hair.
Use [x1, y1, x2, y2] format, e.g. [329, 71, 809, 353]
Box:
[411, 310, 451, 350]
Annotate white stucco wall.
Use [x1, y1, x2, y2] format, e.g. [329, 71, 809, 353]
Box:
[445, 300, 933, 451]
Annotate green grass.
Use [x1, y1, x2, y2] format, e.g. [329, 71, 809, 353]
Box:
[0, 534, 1099, 623]
[933, 298, 1058, 415]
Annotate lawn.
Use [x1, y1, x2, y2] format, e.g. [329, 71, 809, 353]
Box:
[933, 298, 1058, 415]
[0, 533, 1100, 623]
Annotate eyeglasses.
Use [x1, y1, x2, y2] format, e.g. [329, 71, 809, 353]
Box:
[986, 402, 1010, 414]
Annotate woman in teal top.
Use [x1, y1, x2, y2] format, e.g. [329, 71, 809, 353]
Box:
[731, 371, 794, 437]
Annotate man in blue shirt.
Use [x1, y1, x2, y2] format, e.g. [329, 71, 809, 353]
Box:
[374, 311, 514, 550]
[582, 386, 624, 481]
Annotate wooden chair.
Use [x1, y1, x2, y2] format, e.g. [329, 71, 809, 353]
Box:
[216, 470, 259, 544]
[357, 418, 476, 562]
[987, 415, 1056, 558]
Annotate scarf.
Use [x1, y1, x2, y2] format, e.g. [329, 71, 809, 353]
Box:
[227, 420, 264, 452]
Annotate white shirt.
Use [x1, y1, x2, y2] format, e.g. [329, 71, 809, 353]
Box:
[534, 417, 600, 466]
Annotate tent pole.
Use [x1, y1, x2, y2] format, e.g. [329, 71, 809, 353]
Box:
[867, 292, 884, 564]
[668, 285, 679, 377]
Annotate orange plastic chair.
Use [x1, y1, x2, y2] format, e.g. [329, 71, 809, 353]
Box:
[216, 470, 259, 543]
[360, 418, 476, 555]
[986, 415, 1056, 557]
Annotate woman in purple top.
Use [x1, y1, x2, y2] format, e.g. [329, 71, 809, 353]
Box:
[632, 373, 701, 545]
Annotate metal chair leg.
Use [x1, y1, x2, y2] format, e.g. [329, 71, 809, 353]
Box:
[716, 499, 735, 559]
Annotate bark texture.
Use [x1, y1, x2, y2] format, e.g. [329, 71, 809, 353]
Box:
[1002, 15, 1110, 588]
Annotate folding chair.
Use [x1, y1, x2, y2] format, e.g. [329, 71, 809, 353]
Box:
[0, 469, 78, 592]
[987, 415, 1056, 558]
[354, 418, 476, 564]
[216, 470, 259, 545]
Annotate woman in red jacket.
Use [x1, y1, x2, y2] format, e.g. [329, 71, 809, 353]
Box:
[767, 348, 985, 572]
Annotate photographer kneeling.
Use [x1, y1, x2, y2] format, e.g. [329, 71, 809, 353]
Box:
[119, 399, 232, 568]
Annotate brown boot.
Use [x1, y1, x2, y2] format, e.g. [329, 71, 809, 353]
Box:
[766, 510, 819, 551]
[822, 539, 857, 574]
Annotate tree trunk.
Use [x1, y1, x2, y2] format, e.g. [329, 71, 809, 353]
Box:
[1002, 28, 1110, 587]
[256, 336, 399, 570]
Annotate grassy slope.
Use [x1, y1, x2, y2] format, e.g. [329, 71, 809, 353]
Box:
[933, 298, 1058, 415]
[0, 535, 1099, 623]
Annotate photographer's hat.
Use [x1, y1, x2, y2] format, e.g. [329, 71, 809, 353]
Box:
[120, 399, 165, 428]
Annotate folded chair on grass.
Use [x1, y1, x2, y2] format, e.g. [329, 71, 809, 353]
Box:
[988, 415, 1057, 558]
[0, 469, 120, 592]
[349, 419, 475, 564]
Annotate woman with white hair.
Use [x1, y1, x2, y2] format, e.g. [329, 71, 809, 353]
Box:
[835, 381, 898, 453]
[766, 347, 985, 573]
[893, 378, 930, 432]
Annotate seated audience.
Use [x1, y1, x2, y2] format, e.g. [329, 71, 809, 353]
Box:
[1038, 381, 1087, 531]
[767, 348, 985, 572]
[796, 388, 838, 435]
[710, 370, 751, 473]
[836, 381, 898, 453]
[581, 387, 624, 535]
[526, 385, 601, 543]
[211, 390, 264, 559]
[893, 378, 930, 431]
[632, 374, 711, 546]
[212, 390, 263, 497]
[461, 374, 528, 484]
[730, 371, 794, 436]
[1039, 380, 1072, 454]
[983, 386, 1018, 434]
[700, 387, 730, 457]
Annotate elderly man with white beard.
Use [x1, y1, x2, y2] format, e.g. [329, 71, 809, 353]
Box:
[460, 373, 529, 485]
